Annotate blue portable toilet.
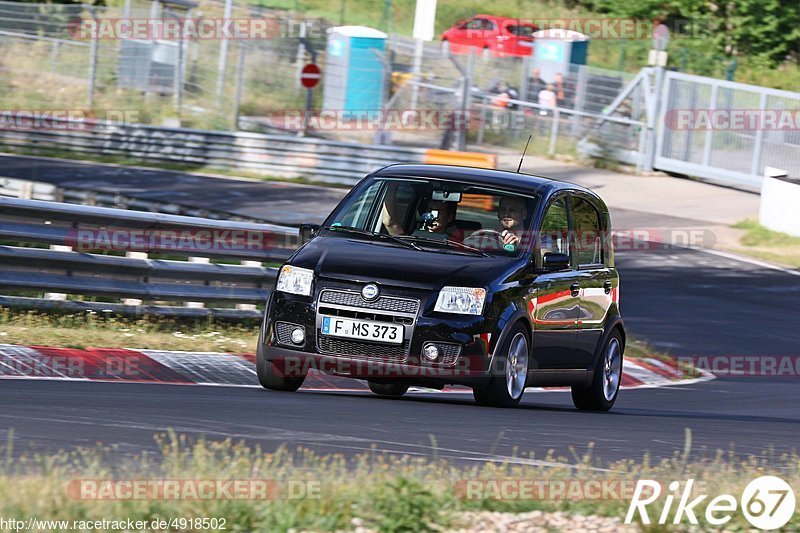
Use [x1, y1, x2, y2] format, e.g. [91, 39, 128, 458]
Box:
[323, 26, 387, 120]
[531, 29, 589, 83]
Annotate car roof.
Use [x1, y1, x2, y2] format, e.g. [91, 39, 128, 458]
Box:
[372, 164, 600, 201]
[472, 15, 534, 24]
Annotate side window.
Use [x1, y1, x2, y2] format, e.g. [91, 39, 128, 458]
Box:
[571, 196, 603, 266]
[539, 196, 570, 263]
[331, 181, 382, 230]
[466, 19, 484, 30]
[379, 182, 417, 235]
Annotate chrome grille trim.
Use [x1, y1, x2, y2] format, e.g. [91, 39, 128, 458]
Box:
[319, 289, 420, 315]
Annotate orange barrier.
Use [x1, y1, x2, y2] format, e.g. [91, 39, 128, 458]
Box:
[460, 193, 495, 211]
[423, 149, 497, 169]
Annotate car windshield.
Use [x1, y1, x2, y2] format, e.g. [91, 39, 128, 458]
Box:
[322, 177, 538, 257]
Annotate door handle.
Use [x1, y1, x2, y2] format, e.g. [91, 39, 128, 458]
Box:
[570, 283, 580, 297]
[604, 280, 613, 294]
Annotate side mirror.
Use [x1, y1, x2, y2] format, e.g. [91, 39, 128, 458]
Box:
[542, 252, 570, 271]
[299, 223, 320, 244]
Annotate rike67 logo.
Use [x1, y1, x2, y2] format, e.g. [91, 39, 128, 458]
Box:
[625, 476, 795, 530]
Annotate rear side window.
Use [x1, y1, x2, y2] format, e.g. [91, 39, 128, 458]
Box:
[506, 24, 534, 36]
[539, 196, 570, 263]
[570, 196, 604, 266]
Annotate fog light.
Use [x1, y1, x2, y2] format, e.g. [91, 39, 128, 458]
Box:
[423, 344, 439, 362]
[291, 327, 305, 344]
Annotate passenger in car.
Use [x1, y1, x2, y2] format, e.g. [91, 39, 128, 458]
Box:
[411, 199, 458, 240]
[381, 183, 458, 240]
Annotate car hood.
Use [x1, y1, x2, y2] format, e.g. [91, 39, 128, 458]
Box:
[289, 235, 521, 290]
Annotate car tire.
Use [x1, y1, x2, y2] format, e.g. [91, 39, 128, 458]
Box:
[256, 323, 306, 392]
[368, 381, 409, 397]
[473, 323, 529, 408]
[571, 330, 623, 412]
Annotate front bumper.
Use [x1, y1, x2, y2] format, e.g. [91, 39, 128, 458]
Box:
[263, 281, 497, 386]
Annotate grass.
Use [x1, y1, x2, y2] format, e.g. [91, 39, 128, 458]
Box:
[0, 430, 797, 531]
[731, 219, 800, 269]
[0, 308, 259, 353]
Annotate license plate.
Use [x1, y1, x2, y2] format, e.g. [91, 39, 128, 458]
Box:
[321, 316, 403, 344]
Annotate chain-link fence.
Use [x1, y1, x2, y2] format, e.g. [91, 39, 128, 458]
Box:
[0, 0, 329, 130]
[3, 0, 797, 189]
[0, 1, 643, 161]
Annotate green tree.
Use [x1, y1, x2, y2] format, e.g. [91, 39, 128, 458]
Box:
[582, 0, 800, 66]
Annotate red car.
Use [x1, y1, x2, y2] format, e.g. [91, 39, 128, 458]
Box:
[441, 15, 536, 57]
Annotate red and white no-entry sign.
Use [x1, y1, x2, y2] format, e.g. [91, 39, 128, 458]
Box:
[300, 63, 321, 89]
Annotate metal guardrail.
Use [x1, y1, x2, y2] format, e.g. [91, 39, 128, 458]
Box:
[0, 196, 301, 318]
[0, 120, 428, 185]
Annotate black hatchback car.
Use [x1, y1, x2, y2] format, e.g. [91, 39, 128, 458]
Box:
[257, 164, 625, 410]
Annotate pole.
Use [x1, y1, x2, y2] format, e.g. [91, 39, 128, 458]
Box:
[87, 7, 99, 107]
[457, 49, 475, 151]
[301, 88, 313, 137]
[380, 0, 391, 32]
[174, 18, 185, 116]
[339, 0, 346, 24]
[215, 0, 233, 106]
[294, 22, 307, 91]
[409, 37, 423, 111]
[233, 40, 247, 130]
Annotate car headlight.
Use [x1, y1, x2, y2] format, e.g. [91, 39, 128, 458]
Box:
[276, 265, 314, 296]
[434, 286, 487, 315]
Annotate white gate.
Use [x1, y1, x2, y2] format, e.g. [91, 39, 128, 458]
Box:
[654, 71, 800, 190]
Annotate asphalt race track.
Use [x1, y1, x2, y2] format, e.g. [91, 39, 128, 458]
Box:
[0, 154, 345, 225]
[1, 158, 799, 466]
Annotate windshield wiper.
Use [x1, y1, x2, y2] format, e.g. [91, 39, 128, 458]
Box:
[322, 225, 423, 251]
[402, 235, 490, 257]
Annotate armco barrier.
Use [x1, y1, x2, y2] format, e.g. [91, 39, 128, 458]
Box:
[0, 119, 431, 184]
[0, 196, 301, 318]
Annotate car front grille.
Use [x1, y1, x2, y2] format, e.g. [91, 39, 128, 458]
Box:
[317, 335, 410, 362]
[315, 288, 419, 362]
[319, 289, 420, 315]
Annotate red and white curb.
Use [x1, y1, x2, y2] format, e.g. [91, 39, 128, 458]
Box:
[0, 344, 713, 392]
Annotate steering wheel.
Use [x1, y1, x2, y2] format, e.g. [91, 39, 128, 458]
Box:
[463, 229, 515, 251]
